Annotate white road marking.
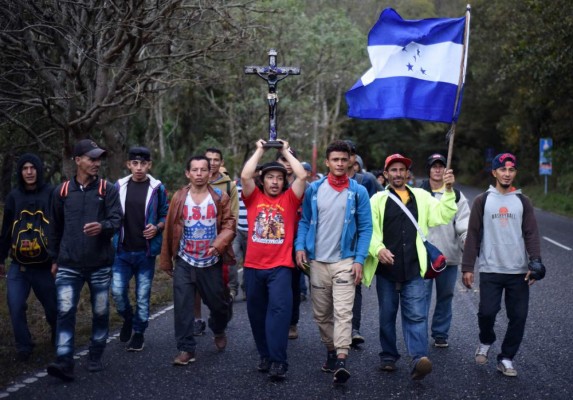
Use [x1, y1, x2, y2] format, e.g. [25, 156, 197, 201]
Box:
[543, 236, 572, 251]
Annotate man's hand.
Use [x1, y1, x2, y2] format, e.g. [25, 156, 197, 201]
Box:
[351, 262, 363, 285]
[0, 264, 6, 278]
[377, 248, 394, 265]
[206, 246, 220, 257]
[256, 139, 267, 150]
[462, 271, 474, 289]
[143, 224, 159, 239]
[83, 222, 102, 236]
[295, 250, 307, 268]
[443, 169, 455, 191]
[51, 262, 58, 278]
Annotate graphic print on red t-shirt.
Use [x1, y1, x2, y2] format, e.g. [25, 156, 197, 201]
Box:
[243, 188, 301, 270]
[252, 205, 285, 244]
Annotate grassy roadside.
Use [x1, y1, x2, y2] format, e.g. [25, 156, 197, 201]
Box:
[521, 184, 573, 217]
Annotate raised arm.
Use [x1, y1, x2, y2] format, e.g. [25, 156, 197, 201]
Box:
[241, 139, 266, 198]
[278, 140, 306, 199]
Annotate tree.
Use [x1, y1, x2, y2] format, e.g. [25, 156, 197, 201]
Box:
[0, 0, 259, 182]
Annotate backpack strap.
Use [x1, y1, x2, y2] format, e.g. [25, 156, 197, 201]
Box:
[60, 179, 107, 198]
[60, 180, 70, 198]
[98, 179, 107, 197]
[226, 180, 231, 196]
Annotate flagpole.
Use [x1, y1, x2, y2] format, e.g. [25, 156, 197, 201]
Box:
[446, 4, 471, 170]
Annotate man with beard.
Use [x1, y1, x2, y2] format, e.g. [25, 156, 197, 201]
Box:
[363, 153, 457, 381]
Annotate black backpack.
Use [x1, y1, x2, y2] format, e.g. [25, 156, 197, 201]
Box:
[11, 203, 50, 265]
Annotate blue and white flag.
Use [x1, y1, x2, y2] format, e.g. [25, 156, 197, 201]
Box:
[346, 8, 469, 123]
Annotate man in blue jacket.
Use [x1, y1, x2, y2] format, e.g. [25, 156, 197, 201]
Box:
[295, 140, 372, 385]
[112, 146, 169, 352]
[47, 139, 122, 381]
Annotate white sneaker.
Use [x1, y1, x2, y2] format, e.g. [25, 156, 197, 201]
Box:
[497, 358, 517, 377]
[475, 343, 491, 365]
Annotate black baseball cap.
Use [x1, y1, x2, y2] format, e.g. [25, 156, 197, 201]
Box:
[73, 139, 106, 158]
[426, 153, 447, 172]
[128, 146, 151, 161]
[260, 162, 288, 178]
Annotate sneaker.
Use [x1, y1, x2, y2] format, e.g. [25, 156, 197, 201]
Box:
[288, 325, 298, 340]
[380, 359, 397, 372]
[351, 329, 365, 346]
[268, 362, 287, 381]
[497, 358, 518, 377]
[214, 334, 227, 351]
[173, 351, 196, 366]
[87, 353, 104, 373]
[321, 350, 337, 373]
[257, 358, 271, 373]
[127, 333, 145, 352]
[434, 338, 449, 348]
[47, 357, 74, 381]
[333, 359, 351, 385]
[411, 356, 432, 380]
[120, 318, 133, 342]
[475, 343, 491, 365]
[193, 319, 206, 336]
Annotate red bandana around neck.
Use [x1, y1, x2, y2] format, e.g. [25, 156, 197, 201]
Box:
[327, 173, 349, 192]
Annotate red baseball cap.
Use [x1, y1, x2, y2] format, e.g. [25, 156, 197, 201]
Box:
[384, 154, 412, 171]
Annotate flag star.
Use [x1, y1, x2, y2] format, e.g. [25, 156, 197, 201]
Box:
[420, 67, 427, 75]
[407, 63, 414, 71]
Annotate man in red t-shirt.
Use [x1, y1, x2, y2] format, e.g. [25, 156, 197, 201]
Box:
[241, 139, 307, 381]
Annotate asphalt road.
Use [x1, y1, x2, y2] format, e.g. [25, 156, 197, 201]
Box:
[2, 185, 572, 400]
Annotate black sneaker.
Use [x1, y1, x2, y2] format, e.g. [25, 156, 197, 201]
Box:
[127, 333, 145, 352]
[120, 318, 133, 342]
[333, 359, 351, 385]
[321, 350, 337, 373]
[351, 329, 365, 346]
[193, 319, 206, 336]
[47, 357, 74, 381]
[87, 353, 104, 373]
[257, 358, 271, 373]
[268, 362, 287, 381]
[380, 359, 397, 372]
[434, 338, 449, 348]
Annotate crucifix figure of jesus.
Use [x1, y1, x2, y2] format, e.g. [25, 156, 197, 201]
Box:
[245, 49, 300, 148]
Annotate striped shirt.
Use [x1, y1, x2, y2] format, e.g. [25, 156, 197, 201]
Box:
[237, 183, 248, 232]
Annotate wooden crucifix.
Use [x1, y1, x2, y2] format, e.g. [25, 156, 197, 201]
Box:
[244, 49, 300, 148]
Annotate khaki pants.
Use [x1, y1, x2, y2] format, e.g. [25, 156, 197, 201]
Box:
[310, 257, 355, 356]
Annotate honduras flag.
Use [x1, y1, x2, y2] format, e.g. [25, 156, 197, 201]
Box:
[346, 8, 469, 123]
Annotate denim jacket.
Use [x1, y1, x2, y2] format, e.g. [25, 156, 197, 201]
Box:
[113, 175, 169, 257]
[295, 177, 372, 265]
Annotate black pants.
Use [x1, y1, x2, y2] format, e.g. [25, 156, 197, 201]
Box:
[478, 272, 529, 360]
[173, 258, 228, 352]
[290, 266, 301, 325]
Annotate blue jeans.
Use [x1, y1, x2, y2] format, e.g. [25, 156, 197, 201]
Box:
[54, 266, 111, 359]
[111, 249, 156, 334]
[424, 265, 458, 340]
[244, 266, 292, 365]
[376, 274, 428, 365]
[7, 263, 57, 353]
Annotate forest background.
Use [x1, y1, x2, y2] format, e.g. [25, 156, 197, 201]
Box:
[1, 0, 572, 215]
